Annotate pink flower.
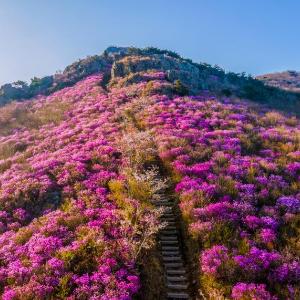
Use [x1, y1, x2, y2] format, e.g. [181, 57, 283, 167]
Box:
[201, 245, 229, 276]
[232, 283, 277, 300]
[259, 228, 276, 244]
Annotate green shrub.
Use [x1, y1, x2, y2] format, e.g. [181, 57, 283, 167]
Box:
[217, 176, 238, 198]
[14, 227, 34, 245]
[59, 238, 104, 274]
[174, 79, 189, 96]
[56, 274, 74, 298]
[205, 222, 238, 249]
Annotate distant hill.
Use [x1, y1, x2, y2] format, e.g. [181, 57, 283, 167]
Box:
[257, 70, 300, 93]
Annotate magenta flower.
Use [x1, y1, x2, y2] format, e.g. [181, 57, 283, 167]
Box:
[201, 245, 229, 276]
[232, 283, 277, 300]
[259, 228, 276, 244]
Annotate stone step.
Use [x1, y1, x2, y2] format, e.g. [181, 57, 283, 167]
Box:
[160, 235, 178, 241]
[166, 269, 186, 275]
[163, 228, 177, 232]
[165, 225, 176, 229]
[167, 283, 188, 290]
[159, 228, 178, 235]
[163, 256, 182, 262]
[162, 251, 180, 256]
[161, 218, 176, 222]
[161, 232, 177, 237]
[156, 201, 171, 205]
[158, 202, 173, 206]
[161, 230, 177, 234]
[162, 214, 175, 218]
[156, 205, 173, 209]
[167, 276, 187, 282]
[165, 262, 183, 268]
[162, 223, 178, 233]
[167, 292, 189, 299]
[160, 230, 177, 235]
[160, 240, 179, 245]
[161, 246, 180, 251]
[163, 206, 173, 210]
[161, 221, 176, 225]
[152, 199, 174, 204]
[155, 201, 173, 206]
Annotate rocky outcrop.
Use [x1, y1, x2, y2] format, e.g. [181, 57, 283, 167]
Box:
[111, 54, 203, 93]
[1, 46, 300, 115]
[52, 55, 109, 90]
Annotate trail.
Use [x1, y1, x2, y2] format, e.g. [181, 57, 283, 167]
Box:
[152, 190, 191, 299]
[116, 95, 198, 299]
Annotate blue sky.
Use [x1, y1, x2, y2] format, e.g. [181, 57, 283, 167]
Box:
[0, 0, 299, 85]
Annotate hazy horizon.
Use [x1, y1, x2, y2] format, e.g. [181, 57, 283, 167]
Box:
[1, 0, 300, 85]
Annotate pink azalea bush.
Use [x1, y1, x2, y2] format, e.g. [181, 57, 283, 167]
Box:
[231, 283, 277, 300]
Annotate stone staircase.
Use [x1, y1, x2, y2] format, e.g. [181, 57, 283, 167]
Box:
[153, 197, 190, 299]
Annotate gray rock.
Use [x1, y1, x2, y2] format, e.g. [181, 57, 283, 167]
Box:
[111, 54, 203, 93]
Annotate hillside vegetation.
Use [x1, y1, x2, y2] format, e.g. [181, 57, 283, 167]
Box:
[257, 70, 300, 93]
[1, 47, 300, 116]
[0, 48, 298, 299]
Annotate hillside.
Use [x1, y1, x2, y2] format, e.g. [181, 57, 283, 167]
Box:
[257, 70, 300, 93]
[0, 47, 299, 299]
[1, 47, 300, 116]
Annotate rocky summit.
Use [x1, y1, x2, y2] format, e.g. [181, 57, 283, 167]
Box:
[0, 47, 299, 299]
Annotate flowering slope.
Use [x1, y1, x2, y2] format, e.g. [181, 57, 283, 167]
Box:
[128, 77, 299, 299]
[0, 67, 299, 300]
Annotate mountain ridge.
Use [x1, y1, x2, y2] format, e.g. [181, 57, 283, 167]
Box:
[1, 46, 300, 115]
